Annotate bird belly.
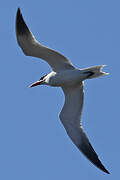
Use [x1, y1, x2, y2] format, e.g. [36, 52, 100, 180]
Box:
[48, 70, 85, 87]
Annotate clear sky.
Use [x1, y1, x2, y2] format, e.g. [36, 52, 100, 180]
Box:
[0, 0, 119, 179]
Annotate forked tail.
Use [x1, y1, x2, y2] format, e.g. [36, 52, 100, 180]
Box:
[81, 65, 109, 79]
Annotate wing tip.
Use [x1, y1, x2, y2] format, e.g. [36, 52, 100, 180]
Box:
[94, 156, 110, 174]
[79, 143, 110, 174]
[78, 128, 110, 174]
[102, 167, 110, 174]
[99, 164, 110, 174]
[16, 8, 30, 36]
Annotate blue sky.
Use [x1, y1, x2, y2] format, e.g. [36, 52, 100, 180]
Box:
[0, 0, 119, 179]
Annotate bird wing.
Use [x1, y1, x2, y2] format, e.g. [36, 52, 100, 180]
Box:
[16, 8, 75, 72]
[59, 83, 109, 174]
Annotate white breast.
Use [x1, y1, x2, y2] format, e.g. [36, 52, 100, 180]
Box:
[45, 69, 85, 87]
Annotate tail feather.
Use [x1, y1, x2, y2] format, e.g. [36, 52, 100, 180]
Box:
[81, 65, 109, 79]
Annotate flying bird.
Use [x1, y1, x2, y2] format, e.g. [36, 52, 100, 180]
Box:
[16, 8, 110, 174]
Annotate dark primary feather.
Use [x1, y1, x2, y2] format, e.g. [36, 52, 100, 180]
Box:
[16, 8, 30, 36]
[78, 128, 110, 174]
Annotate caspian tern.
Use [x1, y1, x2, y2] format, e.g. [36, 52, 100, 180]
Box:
[16, 8, 110, 174]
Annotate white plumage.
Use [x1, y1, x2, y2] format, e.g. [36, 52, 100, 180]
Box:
[16, 8, 109, 174]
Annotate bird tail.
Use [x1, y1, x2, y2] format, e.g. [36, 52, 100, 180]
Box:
[81, 65, 109, 79]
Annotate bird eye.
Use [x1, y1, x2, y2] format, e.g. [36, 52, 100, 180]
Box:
[39, 74, 47, 80]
